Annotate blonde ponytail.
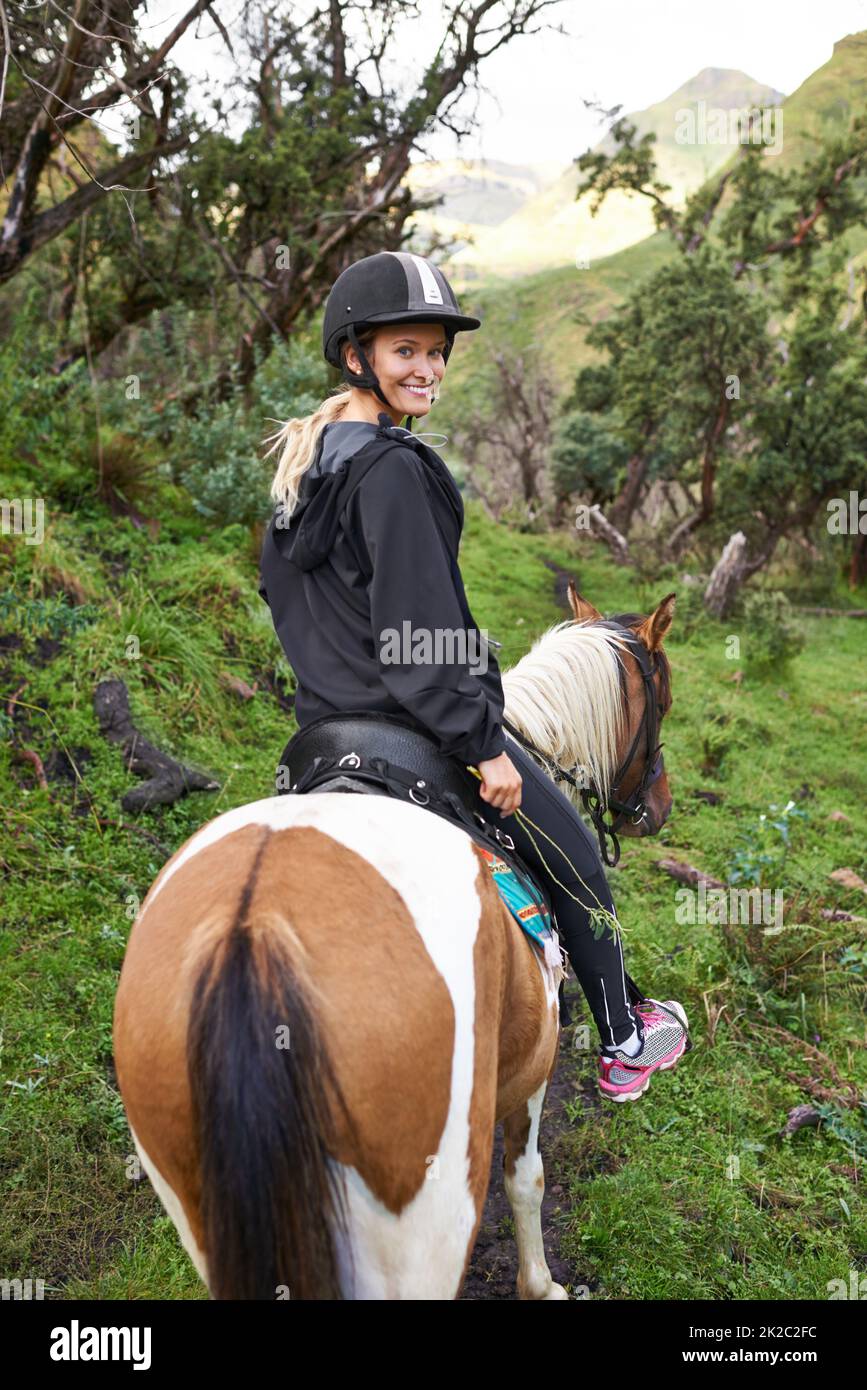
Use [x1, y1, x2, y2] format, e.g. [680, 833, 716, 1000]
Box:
[262, 328, 382, 517]
[261, 387, 353, 517]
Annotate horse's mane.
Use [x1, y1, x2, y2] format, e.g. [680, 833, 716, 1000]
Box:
[501, 620, 629, 807]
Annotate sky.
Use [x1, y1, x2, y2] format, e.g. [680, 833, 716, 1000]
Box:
[140, 0, 867, 170]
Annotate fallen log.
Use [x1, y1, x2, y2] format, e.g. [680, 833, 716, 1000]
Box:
[796, 607, 867, 617]
[587, 505, 631, 566]
[655, 857, 726, 890]
[94, 678, 220, 813]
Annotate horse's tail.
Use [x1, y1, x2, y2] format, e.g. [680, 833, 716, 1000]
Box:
[187, 916, 350, 1300]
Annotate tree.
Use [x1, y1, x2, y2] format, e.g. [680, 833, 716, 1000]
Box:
[0, 0, 210, 283]
[550, 409, 629, 508]
[562, 248, 770, 545]
[452, 343, 556, 514]
[575, 110, 867, 277]
[560, 103, 867, 585]
[714, 263, 867, 601]
[1, 0, 569, 407]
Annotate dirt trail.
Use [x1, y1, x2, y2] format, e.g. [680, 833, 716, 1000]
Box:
[461, 978, 601, 1300]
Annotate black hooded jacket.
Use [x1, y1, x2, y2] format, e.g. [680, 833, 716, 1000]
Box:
[257, 416, 508, 766]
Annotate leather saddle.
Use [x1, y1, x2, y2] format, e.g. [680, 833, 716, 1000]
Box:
[275, 712, 569, 1007]
[280, 709, 475, 799]
[277, 709, 533, 859]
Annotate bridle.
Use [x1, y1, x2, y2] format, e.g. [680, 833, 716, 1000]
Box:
[502, 616, 667, 869]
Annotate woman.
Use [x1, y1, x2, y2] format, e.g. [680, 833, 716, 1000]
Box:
[258, 250, 688, 1101]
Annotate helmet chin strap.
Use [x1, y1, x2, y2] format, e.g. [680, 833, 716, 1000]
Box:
[344, 323, 433, 430]
[344, 325, 395, 412]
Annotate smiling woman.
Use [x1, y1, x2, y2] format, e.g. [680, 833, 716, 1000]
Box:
[253, 248, 690, 1099]
[340, 322, 449, 422]
[256, 251, 506, 770]
[319, 249, 480, 427]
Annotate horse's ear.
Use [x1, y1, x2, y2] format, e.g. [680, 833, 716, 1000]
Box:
[567, 579, 602, 624]
[636, 593, 676, 651]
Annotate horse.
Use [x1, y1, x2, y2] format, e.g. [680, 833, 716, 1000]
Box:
[112, 584, 676, 1300]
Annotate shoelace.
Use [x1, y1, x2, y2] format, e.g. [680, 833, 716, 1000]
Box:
[636, 1005, 664, 1027]
[638, 1000, 684, 1031]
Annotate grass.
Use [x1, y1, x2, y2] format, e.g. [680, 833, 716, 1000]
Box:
[1, 482, 865, 1300]
[546, 548, 867, 1299]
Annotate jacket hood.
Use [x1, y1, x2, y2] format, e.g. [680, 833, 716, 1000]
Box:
[269, 420, 380, 572]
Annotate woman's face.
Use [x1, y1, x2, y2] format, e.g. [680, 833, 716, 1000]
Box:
[348, 322, 448, 420]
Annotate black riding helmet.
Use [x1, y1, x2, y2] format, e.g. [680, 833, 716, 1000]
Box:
[322, 251, 481, 420]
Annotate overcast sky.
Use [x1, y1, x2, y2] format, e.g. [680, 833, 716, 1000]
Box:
[143, 0, 867, 169]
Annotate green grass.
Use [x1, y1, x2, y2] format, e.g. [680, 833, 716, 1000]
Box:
[1, 488, 865, 1300]
[552, 589, 867, 1300]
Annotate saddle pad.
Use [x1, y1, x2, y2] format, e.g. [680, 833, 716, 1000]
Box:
[477, 847, 563, 974]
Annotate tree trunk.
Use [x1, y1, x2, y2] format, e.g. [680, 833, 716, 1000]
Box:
[609, 451, 647, 533]
[704, 532, 748, 618]
[588, 505, 632, 566]
[667, 396, 730, 557]
[850, 530, 867, 590]
[704, 529, 781, 617]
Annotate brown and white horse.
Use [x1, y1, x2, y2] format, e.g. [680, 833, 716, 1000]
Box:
[113, 586, 675, 1300]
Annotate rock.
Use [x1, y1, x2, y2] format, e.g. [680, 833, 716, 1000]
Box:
[220, 671, 258, 700]
[830, 868, 867, 895]
[781, 1104, 821, 1137]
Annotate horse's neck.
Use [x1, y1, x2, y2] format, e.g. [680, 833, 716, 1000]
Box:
[500, 622, 625, 805]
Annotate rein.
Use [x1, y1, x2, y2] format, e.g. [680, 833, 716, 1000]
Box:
[502, 619, 665, 869]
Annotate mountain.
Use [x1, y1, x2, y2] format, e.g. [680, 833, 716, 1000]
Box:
[436, 67, 785, 280]
[431, 32, 867, 433]
[595, 66, 787, 190]
[739, 30, 867, 170]
[404, 157, 564, 261]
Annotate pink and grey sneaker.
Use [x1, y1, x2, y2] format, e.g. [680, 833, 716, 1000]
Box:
[598, 998, 690, 1102]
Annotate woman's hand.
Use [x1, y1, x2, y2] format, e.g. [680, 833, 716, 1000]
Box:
[476, 751, 522, 817]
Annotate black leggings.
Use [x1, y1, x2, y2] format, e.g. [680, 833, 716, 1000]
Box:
[473, 732, 638, 1049]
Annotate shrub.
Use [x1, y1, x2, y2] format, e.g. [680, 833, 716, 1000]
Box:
[135, 335, 327, 527]
[550, 409, 629, 507]
[738, 589, 805, 677]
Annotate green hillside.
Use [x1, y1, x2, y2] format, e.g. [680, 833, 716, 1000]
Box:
[435, 232, 674, 433]
[436, 32, 867, 438]
[442, 68, 784, 279]
[405, 156, 564, 258]
[1, 480, 865, 1298]
[770, 31, 867, 169]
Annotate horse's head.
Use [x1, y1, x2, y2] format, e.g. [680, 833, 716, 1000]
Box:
[567, 581, 675, 841]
